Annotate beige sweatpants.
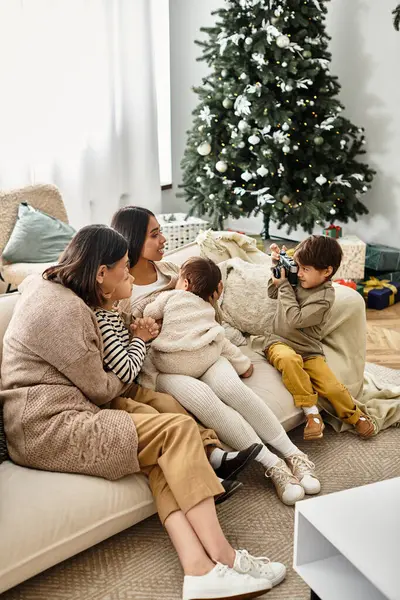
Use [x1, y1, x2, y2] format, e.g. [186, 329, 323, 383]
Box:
[111, 387, 223, 524]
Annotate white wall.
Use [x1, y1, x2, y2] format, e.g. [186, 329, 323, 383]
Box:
[166, 0, 400, 245]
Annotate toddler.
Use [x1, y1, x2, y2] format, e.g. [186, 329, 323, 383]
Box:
[266, 235, 374, 441]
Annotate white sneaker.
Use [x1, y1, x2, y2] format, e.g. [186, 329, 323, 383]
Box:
[286, 453, 321, 495]
[182, 562, 272, 600]
[265, 458, 305, 505]
[234, 549, 286, 587]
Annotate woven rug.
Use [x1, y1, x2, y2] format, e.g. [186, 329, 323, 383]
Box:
[3, 364, 400, 600]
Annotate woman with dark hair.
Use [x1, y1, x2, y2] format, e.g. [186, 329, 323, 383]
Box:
[112, 207, 320, 506]
[1, 224, 285, 600]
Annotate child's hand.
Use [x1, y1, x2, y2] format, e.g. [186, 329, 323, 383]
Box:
[241, 364, 254, 378]
[270, 243, 287, 264]
[271, 267, 287, 287]
[130, 317, 160, 342]
[210, 281, 224, 304]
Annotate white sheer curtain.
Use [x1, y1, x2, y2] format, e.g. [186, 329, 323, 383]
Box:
[0, 0, 162, 228]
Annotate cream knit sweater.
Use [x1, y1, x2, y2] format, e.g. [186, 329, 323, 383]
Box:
[140, 290, 251, 389]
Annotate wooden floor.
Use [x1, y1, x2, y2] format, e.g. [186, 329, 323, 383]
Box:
[366, 302, 400, 370]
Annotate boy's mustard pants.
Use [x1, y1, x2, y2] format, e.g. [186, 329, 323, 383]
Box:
[111, 386, 224, 524]
[266, 343, 361, 424]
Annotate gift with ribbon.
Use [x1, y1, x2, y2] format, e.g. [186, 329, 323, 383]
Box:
[360, 276, 399, 310]
[323, 224, 342, 239]
[334, 278, 357, 290]
[365, 243, 400, 273]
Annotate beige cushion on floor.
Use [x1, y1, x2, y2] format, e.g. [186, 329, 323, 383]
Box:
[0, 262, 55, 287]
[0, 461, 156, 594]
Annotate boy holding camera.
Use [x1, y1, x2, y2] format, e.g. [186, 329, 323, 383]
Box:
[266, 235, 374, 441]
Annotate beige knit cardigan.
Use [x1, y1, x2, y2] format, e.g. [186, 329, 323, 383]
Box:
[0, 275, 139, 480]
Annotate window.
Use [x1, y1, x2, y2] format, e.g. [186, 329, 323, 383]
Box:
[151, 0, 172, 187]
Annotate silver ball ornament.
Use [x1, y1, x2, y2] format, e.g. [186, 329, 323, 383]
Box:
[330, 208, 336, 215]
[245, 37, 253, 46]
[282, 123, 290, 131]
[238, 120, 249, 132]
[248, 135, 260, 145]
[236, 199, 243, 206]
[293, 145, 299, 151]
[282, 195, 291, 205]
[314, 136, 324, 146]
[197, 141, 211, 156]
[282, 145, 290, 153]
[222, 98, 233, 109]
[215, 161, 228, 173]
[209, 194, 215, 200]
[285, 84, 293, 92]
[238, 142, 245, 148]
[196, 177, 202, 183]
[276, 35, 290, 49]
[221, 69, 228, 78]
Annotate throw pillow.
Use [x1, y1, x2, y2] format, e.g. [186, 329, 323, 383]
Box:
[2, 202, 75, 264]
[0, 403, 8, 464]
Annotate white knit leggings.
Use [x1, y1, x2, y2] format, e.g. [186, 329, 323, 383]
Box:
[157, 356, 297, 454]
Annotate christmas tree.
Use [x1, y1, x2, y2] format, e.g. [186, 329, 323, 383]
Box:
[179, 0, 375, 238]
[394, 5, 400, 30]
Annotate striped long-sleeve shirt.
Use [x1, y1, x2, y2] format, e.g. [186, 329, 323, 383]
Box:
[95, 309, 147, 384]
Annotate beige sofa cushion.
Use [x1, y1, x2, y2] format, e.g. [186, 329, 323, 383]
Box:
[0, 262, 55, 287]
[0, 461, 156, 594]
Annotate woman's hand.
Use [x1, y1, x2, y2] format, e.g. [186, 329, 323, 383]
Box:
[241, 364, 254, 378]
[130, 317, 160, 342]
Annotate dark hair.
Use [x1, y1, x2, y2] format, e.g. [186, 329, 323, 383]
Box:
[180, 257, 222, 301]
[294, 235, 343, 278]
[111, 206, 155, 267]
[43, 224, 128, 307]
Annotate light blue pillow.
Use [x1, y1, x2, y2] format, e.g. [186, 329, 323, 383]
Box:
[2, 202, 75, 263]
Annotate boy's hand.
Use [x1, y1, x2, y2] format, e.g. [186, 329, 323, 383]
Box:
[130, 317, 160, 342]
[241, 364, 254, 378]
[270, 243, 287, 264]
[271, 267, 287, 287]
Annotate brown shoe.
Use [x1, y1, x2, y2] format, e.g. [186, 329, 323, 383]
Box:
[354, 414, 375, 438]
[303, 413, 325, 440]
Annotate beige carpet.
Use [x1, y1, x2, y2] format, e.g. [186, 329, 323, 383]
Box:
[4, 369, 400, 600]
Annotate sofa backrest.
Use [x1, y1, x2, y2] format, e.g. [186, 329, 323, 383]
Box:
[0, 293, 20, 369]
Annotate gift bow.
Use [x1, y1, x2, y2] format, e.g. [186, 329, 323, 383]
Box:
[362, 276, 398, 306]
[325, 224, 341, 232]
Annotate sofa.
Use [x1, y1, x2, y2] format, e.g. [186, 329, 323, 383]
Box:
[0, 241, 366, 594]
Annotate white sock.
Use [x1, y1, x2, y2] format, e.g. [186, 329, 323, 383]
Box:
[209, 448, 240, 469]
[254, 446, 281, 470]
[303, 405, 319, 416]
[268, 431, 302, 459]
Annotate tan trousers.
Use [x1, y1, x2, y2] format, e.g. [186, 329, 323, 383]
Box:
[267, 343, 361, 425]
[111, 387, 224, 524]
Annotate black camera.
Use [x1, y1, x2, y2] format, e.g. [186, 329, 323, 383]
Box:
[272, 251, 298, 286]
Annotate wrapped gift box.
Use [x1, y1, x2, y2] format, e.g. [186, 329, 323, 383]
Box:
[334, 235, 366, 281]
[365, 243, 400, 273]
[323, 224, 342, 239]
[156, 213, 209, 251]
[360, 276, 399, 310]
[334, 278, 357, 290]
[364, 269, 400, 282]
